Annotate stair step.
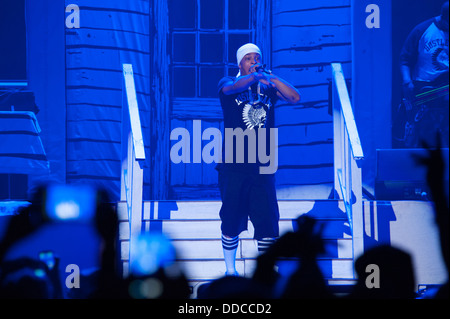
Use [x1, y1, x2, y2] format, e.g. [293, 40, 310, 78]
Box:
[119, 218, 351, 240]
[276, 258, 355, 280]
[121, 239, 352, 260]
[120, 238, 354, 281]
[117, 199, 348, 221]
[120, 237, 353, 260]
[172, 258, 354, 281]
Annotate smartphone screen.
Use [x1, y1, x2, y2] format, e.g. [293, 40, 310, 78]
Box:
[38, 250, 56, 270]
[44, 184, 97, 223]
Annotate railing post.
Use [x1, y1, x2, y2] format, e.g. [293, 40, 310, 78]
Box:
[333, 75, 343, 200]
[331, 63, 365, 273]
[128, 132, 144, 251]
[121, 63, 146, 272]
[351, 156, 364, 261]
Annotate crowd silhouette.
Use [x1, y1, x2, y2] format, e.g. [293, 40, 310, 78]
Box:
[0, 186, 190, 299]
[0, 140, 448, 299]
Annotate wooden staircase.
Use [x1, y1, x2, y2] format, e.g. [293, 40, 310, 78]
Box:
[115, 62, 365, 298]
[117, 199, 358, 298]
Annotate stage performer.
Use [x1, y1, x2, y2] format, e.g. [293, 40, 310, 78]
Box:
[399, 1, 449, 148]
[216, 43, 300, 276]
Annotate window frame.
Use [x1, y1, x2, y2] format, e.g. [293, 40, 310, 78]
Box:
[169, 0, 256, 99]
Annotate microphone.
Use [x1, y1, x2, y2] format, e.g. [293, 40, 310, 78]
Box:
[255, 64, 272, 74]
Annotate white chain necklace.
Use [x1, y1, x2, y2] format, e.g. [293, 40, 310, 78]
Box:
[248, 82, 261, 105]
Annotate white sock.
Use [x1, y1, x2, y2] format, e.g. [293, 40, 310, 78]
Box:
[222, 234, 239, 275]
[257, 237, 277, 254]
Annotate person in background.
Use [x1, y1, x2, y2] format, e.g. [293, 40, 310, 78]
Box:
[399, 1, 449, 148]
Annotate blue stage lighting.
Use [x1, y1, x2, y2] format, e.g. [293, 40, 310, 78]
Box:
[44, 184, 97, 223]
[130, 232, 176, 277]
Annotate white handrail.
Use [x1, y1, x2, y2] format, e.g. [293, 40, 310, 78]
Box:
[331, 63, 364, 265]
[121, 64, 145, 272]
[331, 63, 364, 159]
[123, 64, 146, 160]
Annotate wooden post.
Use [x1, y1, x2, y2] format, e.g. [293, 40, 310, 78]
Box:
[352, 156, 364, 261]
[254, 0, 271, 68]
[331, 63, 365, 275]
[333, 70, 343, 200]
[121, 64, 145, 269]
[150, 0, 170, 200]
[129, 133, 144, 254]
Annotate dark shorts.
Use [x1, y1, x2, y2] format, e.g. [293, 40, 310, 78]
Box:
[218, 169, 280, 240]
